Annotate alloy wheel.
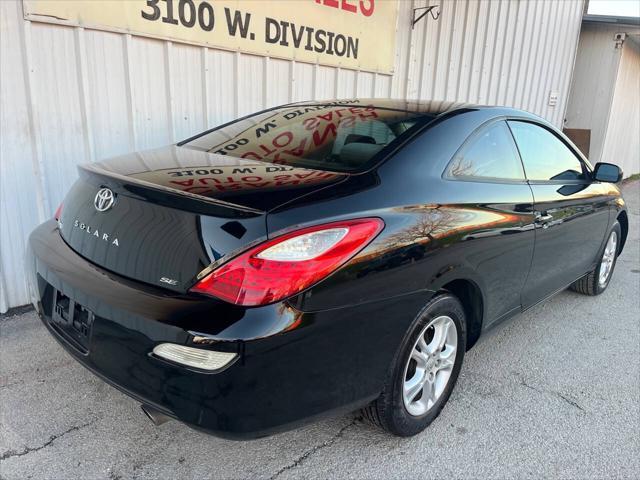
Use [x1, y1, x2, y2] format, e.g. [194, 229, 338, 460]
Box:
[599, 230, 617, 287]
[402, 315, 457, 416]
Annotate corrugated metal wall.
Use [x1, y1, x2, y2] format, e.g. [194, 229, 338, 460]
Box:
[564, 22, 626, 165]
[0, 0, 584, 312]
[601, 37, 640, 176]
[566, 20, 640, 174]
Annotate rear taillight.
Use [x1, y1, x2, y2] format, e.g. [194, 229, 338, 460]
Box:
[54, 202, 63, 220]
[190, 218, 384, 306]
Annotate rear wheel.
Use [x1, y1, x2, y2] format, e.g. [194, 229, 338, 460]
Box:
[571, 221, 621, 296]
[362, 293, 466, 436]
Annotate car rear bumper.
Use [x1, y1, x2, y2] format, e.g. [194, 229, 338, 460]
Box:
[27, 220, 433, 439]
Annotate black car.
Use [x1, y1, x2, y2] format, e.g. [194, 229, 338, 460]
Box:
[27, 99, 628, 438]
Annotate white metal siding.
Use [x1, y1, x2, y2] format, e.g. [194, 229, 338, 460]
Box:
[564, 22, 624, 163]
[601, 38, 640, 176]
[0, 0, 584, 312]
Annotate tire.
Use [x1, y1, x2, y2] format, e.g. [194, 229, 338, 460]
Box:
[571, 221, 621, 296]
[362, 293, 466, 437]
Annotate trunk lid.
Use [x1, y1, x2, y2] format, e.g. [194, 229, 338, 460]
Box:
[57, 145, 346, 292]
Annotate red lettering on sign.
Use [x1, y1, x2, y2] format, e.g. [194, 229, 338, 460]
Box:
[312, 123, 337, 146]
[315, 0, 374, 16]
[241, 152, 263, 160]
[360, 0, 374, 17]
[283, 138, 308, 157]
[259, 144, 278, 156]
[273, 131, 293, 148]
[341, 0, 357, 13]
[303, 117, 319, 131]
[170, 179, 195, 187]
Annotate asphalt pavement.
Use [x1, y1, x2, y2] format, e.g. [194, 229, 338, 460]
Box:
[1, 181, 638, 480]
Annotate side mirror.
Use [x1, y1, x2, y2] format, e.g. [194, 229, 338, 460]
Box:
[592, 162, 623, 183]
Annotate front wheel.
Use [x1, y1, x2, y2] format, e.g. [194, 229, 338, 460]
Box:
[362, 293, 466, 436]
[571, 221, 621, 296]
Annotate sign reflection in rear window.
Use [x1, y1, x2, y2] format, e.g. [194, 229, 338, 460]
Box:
[185, 102, 434, 173]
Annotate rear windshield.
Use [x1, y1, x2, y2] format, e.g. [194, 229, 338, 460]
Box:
[183, 102, 435, 173]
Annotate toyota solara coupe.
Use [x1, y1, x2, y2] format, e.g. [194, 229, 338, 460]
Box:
[27, 99, 628, 438]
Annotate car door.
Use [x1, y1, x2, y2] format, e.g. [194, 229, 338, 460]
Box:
[508, 120, 611, 308]
[443, 120, 535, 324]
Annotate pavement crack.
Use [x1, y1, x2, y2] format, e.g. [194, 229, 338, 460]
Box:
[518, 378, 585, 413]
[269, 416, 360, 480]
[555, 392, 585, 412]
[0, 420, 96, 461]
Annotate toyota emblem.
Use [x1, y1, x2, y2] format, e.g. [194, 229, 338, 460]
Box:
[94, 188, 115, 212]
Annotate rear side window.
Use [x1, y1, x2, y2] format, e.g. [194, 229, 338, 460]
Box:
[508, 121, 588, 181]
[446, 121, 525, 181]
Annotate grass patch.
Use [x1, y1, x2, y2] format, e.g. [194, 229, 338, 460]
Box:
[622, 173, 640, 183]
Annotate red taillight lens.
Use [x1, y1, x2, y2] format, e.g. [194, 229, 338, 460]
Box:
[54, 202, 63, 220]
[190, 218, 384, 306]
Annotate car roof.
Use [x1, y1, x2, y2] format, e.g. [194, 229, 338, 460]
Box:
[285, 98, 538, 119]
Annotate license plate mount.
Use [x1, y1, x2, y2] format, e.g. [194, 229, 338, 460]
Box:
[50, 289, 94, 354]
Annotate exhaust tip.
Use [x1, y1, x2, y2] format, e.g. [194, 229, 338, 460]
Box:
[141, 404, 171, 426]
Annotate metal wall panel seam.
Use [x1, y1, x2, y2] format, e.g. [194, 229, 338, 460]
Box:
[483, 0, 504, 105]
[263, 56, 270, 106]
[534, 1, 560, 117]
[495, 0, 513, 105]
[234, 51, 241, 116]
[371, 72, 377, 98]
[201, 46, 210, 127]
[434, 0, 456, 100]
[288, 58, 295, 102]
[546, 0, 572, 125]
[390, 0, 407, 98]
[17, 16, 48, 223]
[414, 0, 429, 102]
[486, 0, 503, 105]
[445, 0, 465, 101]
[518, 0, 543, 110]
[456, 0, 477, 100]
[404, 0, 418, 100]
[551, 0, 585, 128]
[532, 0, 555, 114]
[354, 69, 360, 98]
[164, 41, 176, 142]
[73, 27, 96, 163]
[557, 0, 586, 128]
[497, 1, 519, 106]
[538, 0, 571, 118]
[508, 0, 531, 106]
[418, 0, 436, 101]
[467, 0, 489, 102]
[476, 2, 501, 104]
[496, 0, 513, 105]
[122, 34, 138, 151]
[312, 62, 319, 101]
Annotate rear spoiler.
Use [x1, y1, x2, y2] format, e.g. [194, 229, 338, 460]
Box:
[78, 164, 264, 218]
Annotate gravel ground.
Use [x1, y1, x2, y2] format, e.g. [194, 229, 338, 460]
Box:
[1, 181, 638, 480]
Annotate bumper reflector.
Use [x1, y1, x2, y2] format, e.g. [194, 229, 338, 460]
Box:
[152, 343, 237, 371]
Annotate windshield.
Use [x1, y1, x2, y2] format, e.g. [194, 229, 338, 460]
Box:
[183, 102, 435, 173]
